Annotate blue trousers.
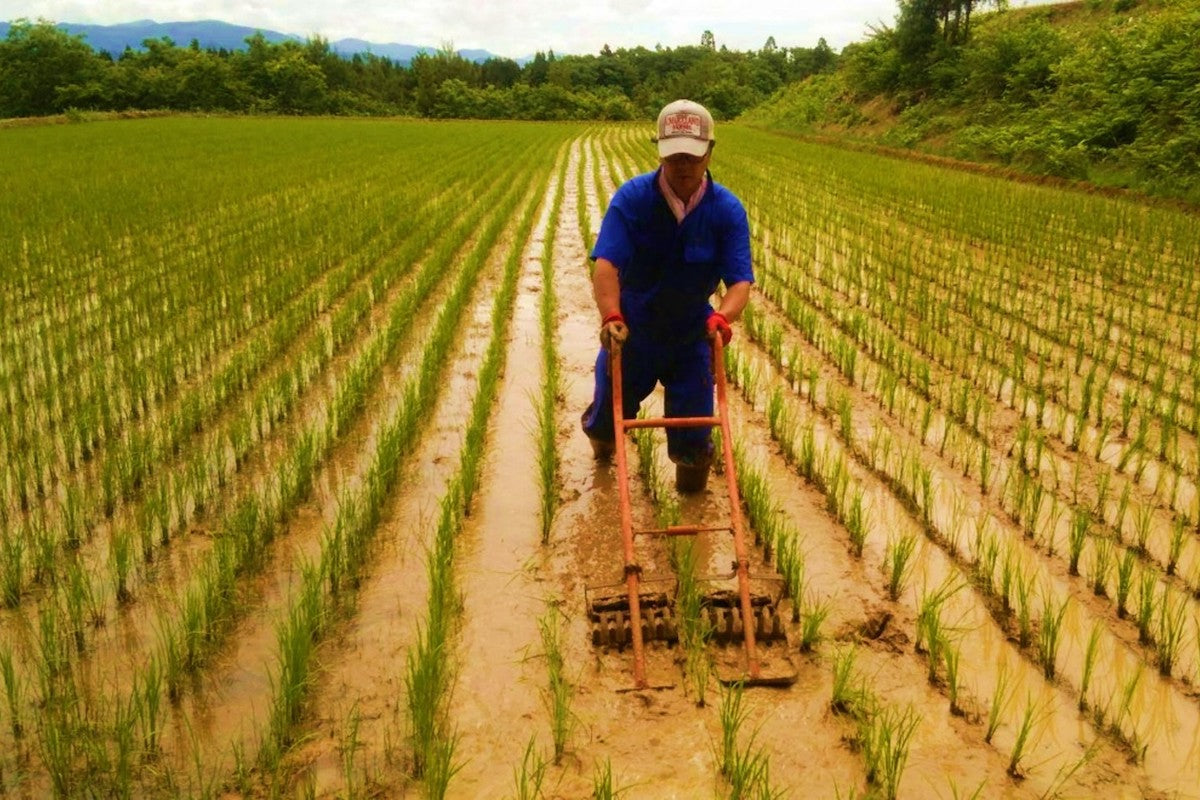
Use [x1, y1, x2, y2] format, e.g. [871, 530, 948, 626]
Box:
[580, 337, 714, 463]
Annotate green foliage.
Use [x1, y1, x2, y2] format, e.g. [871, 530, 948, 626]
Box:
[0, 19, 839, 121]
[748, 1, 1200, 201]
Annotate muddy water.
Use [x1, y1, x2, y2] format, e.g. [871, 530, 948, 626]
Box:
[448, 169, 562, 797]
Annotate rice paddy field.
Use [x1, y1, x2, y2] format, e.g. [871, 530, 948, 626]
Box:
[1, 115, 1199, 798]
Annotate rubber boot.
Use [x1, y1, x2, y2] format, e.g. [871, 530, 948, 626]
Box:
[589, 436, 614, 460]
[675, 455, 711, 493]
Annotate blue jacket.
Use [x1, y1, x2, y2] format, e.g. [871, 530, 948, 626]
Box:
[591, 169, 753, 344]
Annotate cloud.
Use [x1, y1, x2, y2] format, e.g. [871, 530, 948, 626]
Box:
[3, 0, 950, 58]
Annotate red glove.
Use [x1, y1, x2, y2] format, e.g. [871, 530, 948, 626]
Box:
[706, 311, 732, 346]
[600, 311, 628, 350]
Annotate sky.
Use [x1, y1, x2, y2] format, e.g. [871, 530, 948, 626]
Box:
[0, 0, 1053, 59]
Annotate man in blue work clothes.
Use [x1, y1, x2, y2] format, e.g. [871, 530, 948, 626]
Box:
[581, 99, 754, 493]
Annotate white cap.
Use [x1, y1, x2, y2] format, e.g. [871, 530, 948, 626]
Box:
[656, 99, 714, 158]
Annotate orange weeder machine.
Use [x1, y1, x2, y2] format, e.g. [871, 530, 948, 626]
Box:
[586, 335, 797, 690]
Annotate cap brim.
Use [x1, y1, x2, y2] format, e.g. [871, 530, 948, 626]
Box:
[658, 136, 710, 158]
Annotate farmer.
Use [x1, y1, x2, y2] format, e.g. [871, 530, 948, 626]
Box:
[581, 98, 754, 493]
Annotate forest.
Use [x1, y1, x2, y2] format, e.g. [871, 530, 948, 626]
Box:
[0, 19, 837, 120]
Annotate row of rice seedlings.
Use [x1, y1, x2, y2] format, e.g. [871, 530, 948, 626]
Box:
[828, 647, 919, 800]
[576, 138, 594, 259]
[888, 445, 1171, 759]
[732, 434, 827, 651]
[630, 422, 712, 704]
[538, 604, 573, 763]
[715, 681, 785, 799]
[401, 176, 545, 796]
[257, 221, 534, 769]
[536, 163, 566, 543]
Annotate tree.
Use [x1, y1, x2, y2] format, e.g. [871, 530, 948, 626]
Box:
[0, 19, 104, 116]
[480, 56, 520, 88]
[700, 30, 716, 51]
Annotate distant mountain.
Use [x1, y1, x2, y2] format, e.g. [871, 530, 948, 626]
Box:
[0, 19, 509, 65]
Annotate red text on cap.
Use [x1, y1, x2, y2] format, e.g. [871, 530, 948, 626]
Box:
[663, 112, 703, 138]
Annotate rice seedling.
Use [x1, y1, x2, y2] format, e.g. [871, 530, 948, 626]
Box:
[826, 454, 850, 518]
[512, 736, 548, 800]
[798, 421, 817, 481]
[1133, 504, 1153, 556]
[1136, 570, 1157, 645]
[766, 385, 786, 439]
[831, 646, 866, 715]
[916, 577, 962, 684]
[424, 728, 463, 800]
[1007, 693, 1044, 778]
[0, 643, 23, 739]
[592, 757, 622, 800]
[112, 692, 137, 798]
[1155, 587, 1187, 676]
[883, 533, 917, 601]
[1038, 589, 1069, 680]
[717, 680, 750, 778]
[947, 494, 968, 558]
[1078, 620, 1104, 712]
[1115, 549, 1136, 618]
[538, 603, 573, 762]
[859, 703, 919, 800]
[1067, 507, 1089, 576]
[845, 487, 869, 558]
[1167, 515, 1186, 576]
[999, 546, 1017, 617]
[772, 533, 804, 621]
[798, 592, 830, 653]
[1013, 565, 1034, 649]
[1110, 667, 1144, 758]
[979, 445, 992, 494]
[339, 703, 363, 799]
[984, 661, 1012, 745]
[405, 624, 446, 779]
[1114, 484, 1132, 538]
[0, 525, 25, 608]
[1091, 536, 1113, 597]
[944, 642, 963, 716]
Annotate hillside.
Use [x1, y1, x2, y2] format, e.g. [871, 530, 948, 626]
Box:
[740, 0, 1200, 203]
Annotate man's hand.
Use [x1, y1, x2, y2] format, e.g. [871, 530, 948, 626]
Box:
[706, 311, 732, 346]
[600, 312, 629, 350]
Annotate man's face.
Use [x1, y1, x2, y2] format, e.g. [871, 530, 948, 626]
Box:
[661, 147, 711, 199]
